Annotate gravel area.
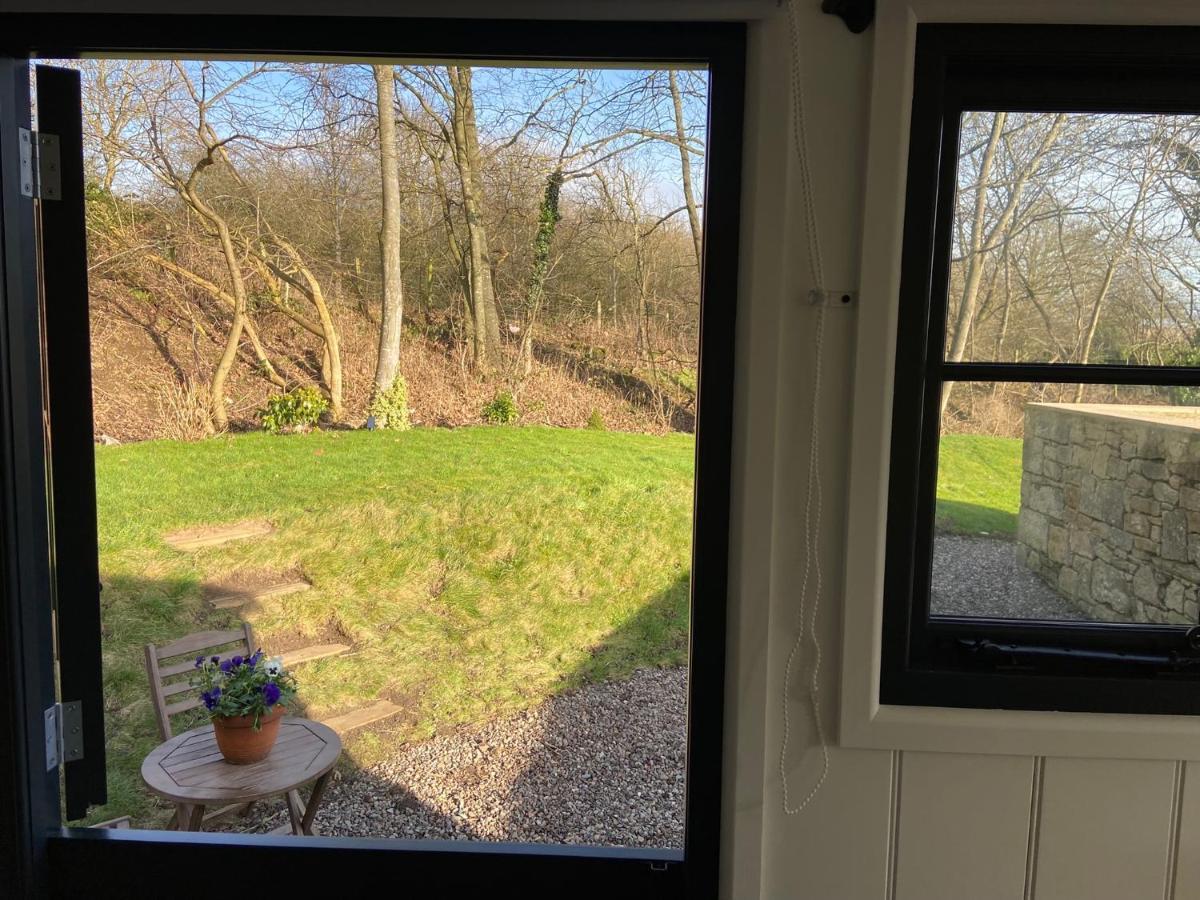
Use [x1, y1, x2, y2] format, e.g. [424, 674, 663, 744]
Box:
[225, 667, 686, 848]
[931, 534, 1084, 621]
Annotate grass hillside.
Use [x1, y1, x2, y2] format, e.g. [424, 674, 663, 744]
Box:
[92, 427, 695, 826]
[935, 433, 1023, 536]
[89, 426, 1023, 826]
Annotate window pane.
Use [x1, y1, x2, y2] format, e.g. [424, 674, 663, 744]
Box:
[945, 110, 1200, 367]
[932, 382, 1200, 625]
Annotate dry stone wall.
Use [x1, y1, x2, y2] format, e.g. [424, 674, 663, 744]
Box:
[1016, 403, 1200, 625]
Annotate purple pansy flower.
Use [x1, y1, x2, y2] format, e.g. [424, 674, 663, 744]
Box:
[262, 683, 281, 706]
[231, 655, 243, 668]
[219, 659, 234, 673]
[201, 687, 222, 710]
[194, 655, 205, 669]
[210, 656, 219, 665]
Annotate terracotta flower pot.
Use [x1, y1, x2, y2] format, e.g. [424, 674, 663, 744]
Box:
[212, 706, 285, 764]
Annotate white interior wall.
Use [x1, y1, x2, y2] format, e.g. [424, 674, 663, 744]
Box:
[733, 3, 1200, 898]
[9, 0, 1200, 896]
[727, 5, 892, 897]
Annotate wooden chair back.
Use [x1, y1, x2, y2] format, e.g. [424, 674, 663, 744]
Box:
[144, 624, 256, 742]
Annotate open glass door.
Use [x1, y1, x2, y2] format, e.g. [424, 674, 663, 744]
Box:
[34, 63, 107, 821]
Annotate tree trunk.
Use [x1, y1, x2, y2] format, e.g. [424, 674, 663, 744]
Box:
[668, 71, 703, 268]
[274, 238, 344, 420]
[145, 253, 286, 390]
[518, 169, 563, 377]
[1071, 160, 1155, 401]
[940, 112, 1064, 417]
[372, 64, 405, 396]
[449, 66, 501, 373]
[250, 233, 345, 420]
[209, 219, 247, 432]
[940, 113, 1006, 419]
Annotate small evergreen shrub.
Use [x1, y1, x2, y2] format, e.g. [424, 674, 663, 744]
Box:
[368, 376, 412, 431]
[1168, 346, 1200, 406]
[586, 408, 606, 431]
[481, 391, 519, 425]
[259, 386, 328, 434]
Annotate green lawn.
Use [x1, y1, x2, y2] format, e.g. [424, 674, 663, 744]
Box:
[91, 427, 695, 826]
[935, 433, 1024, 536]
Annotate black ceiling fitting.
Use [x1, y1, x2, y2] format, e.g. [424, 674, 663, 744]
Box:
[820, 0, 875, 34]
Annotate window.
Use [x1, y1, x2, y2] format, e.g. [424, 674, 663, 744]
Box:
[0, 14, 745, 898]
[883, 25, 1200, 716]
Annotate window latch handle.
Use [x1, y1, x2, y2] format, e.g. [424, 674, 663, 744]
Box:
[961, 638, 1200, 670]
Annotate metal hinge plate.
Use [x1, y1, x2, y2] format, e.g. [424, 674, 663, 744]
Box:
[37, 132, 61, 200]
[18, 128, 60, 200]
[44, 701, 83, 771]
[19, 128, 34, 198]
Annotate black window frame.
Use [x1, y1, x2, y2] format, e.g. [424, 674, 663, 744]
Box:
[0, 14, 745, 900]
[883, 24, 1200, 717]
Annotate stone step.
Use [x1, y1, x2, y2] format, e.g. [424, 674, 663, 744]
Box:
[164, 519, 274, 551]
[209, 579, 310, 610]
[280, 643, 350, 669]
[322, 700, 403, 736]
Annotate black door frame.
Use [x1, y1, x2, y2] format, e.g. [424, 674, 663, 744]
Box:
[0, 55, 60, 900]
[0, 13, 745, 900]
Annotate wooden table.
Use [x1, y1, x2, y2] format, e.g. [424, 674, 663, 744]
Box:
[141, 717, 341, 835]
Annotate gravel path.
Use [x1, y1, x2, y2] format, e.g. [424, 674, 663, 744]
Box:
[931, 534, 1084, 621]
[227, 667, 686, 848]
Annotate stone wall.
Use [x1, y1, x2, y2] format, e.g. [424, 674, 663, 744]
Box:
[1016, 403, 1200, 624]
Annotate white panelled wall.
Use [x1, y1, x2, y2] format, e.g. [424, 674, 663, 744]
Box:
[725, 2, 1200, 898]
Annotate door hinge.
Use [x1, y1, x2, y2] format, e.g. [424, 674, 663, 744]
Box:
[19, 127, 61, 201]
[44, 700, 84, 771]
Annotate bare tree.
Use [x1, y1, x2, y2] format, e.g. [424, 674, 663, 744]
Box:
[372, 64, 405, 395]
[668, 70, 703, 267]
[942, 112, 1066, 416]
[78, 57, 711, 438]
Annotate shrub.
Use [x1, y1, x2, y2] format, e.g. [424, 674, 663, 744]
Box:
[1168, 345, 1200, 406]
[368, 376, 412, 431]
[482, 391, 519, 425]
[259, 386, 328, 434]
[586, 408, 606, 431]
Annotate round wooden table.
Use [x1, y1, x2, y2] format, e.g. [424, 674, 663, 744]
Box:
[142, 717, 341, 834]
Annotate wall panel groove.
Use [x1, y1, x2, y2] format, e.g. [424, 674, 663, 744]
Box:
[886, 750, 902, 900]
[1170, 760, 1200, 900]
[1164, 761, 1184, 900]
[1023, 756, 1044, 900]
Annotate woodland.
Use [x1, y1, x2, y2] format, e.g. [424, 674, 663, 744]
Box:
[943, 111, 1200, 434]
[73, 59, 707, 440]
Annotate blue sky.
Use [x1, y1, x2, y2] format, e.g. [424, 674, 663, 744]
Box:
[57, 58, 709, 215]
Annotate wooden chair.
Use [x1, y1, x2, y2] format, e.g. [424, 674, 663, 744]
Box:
[145, 625, 311, 833]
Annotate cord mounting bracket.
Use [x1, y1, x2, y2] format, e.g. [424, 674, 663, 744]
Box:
[808, 289, 857, 308]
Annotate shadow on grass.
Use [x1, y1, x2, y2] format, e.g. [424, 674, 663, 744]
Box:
[86, 572, 336, 829]
[89, 570, 689, 849]
[494, 571, 689, 848]
[934, 498, 1017, 536]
